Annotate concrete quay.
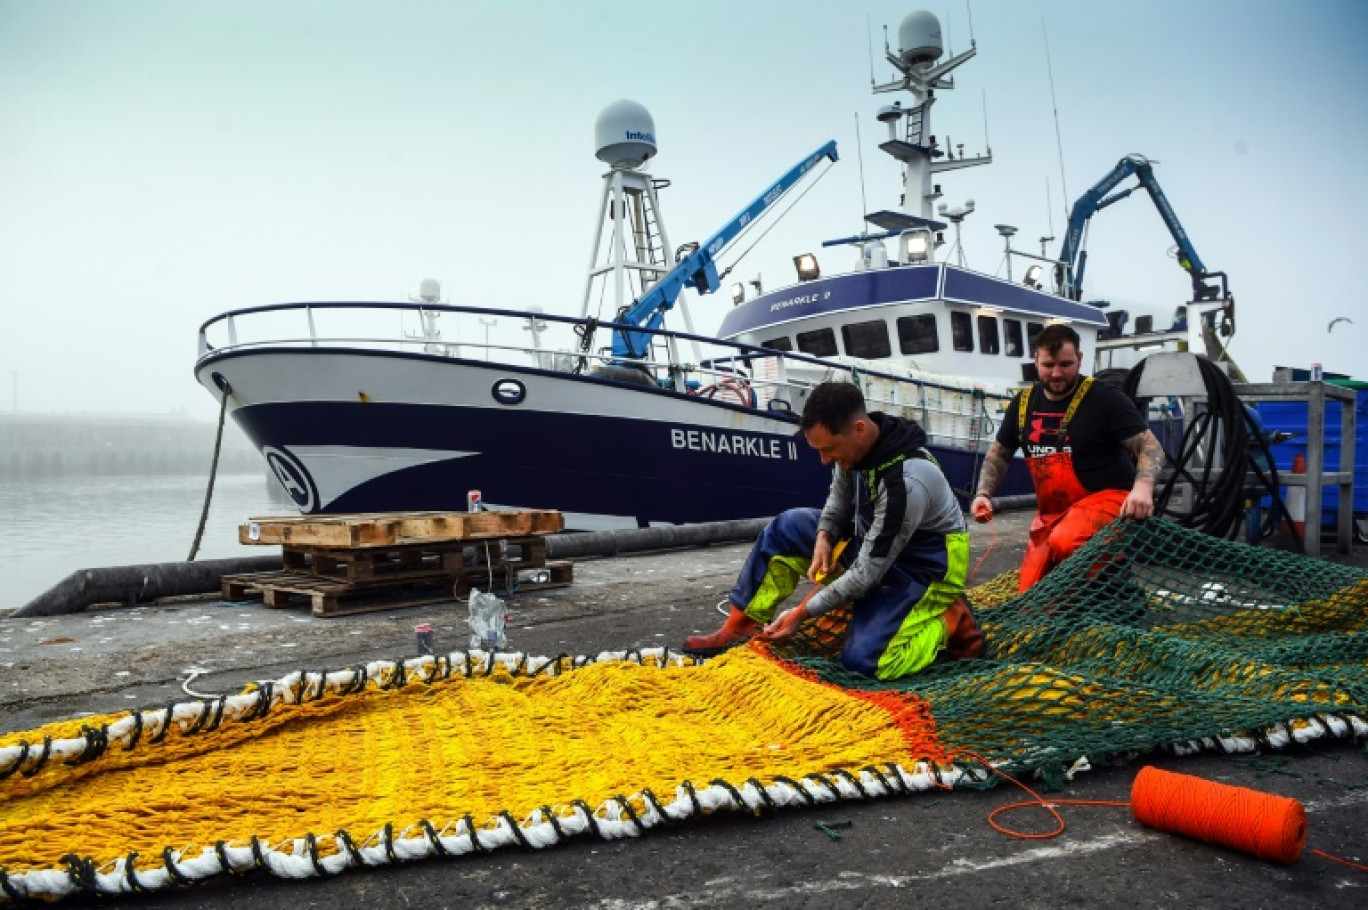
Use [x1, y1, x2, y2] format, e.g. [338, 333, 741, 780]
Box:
[2, 511, 1365, 909]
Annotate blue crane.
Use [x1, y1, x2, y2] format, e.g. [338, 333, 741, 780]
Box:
[1057, 154, 1229, 304]
[611, 141, 839, 359]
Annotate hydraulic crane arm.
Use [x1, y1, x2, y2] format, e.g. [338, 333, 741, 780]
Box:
[611, 140, 839, 358]
[1058, 154, 1227, 303]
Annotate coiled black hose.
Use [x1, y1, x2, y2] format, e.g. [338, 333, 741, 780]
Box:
[1122, 355, 1300, 549]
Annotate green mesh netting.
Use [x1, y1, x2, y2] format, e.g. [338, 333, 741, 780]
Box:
[777, 518, 1368, 776]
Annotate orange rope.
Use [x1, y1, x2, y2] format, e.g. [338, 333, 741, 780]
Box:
[969, 517, 999, 586]
[953, 751, 1127, 839]
[1310, 848, 1368, 873]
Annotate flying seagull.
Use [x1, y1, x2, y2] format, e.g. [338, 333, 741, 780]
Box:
[1328, 316, 1353, 332]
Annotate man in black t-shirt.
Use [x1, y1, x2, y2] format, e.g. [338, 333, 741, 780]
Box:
[971, 325, 1165, 592]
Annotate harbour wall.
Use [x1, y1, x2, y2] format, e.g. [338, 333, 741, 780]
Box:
[0, 412, 260, 477]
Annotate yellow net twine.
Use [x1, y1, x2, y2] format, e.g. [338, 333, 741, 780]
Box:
[0, 647, 948, 902]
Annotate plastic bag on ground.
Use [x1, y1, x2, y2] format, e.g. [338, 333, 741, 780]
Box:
[468, 588, 508, 651]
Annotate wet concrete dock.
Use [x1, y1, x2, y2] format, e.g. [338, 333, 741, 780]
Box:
[2, 511, 1366, 908]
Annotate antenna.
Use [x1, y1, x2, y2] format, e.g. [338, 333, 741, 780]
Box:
[1045, 176, 1055, 238]
[940, 199, 975, 268]
[966, 0, 977, 43]
[1040, 177, 1056, 258]
[855, 112, 869, 235]
[867, 12, 876, 86]
[995, 224, 1017, 280]
[1042, 18, 1070, 224]
[981, 90, 991, 156]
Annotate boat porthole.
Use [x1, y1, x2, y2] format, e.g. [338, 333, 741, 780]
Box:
[491, 378, 527, 405]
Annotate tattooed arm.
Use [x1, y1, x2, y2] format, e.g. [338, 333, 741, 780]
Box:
[1120, 429, 1164, 518]
[975, 441, 1015, 498]
[970, 441, 1016, 521]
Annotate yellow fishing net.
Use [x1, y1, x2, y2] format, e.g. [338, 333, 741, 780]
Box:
[0, 648, 945, 902]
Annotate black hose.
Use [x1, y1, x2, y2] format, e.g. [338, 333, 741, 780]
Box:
[986, 494, 1038, 513]
[14, 519, 778, 617]
[1122, 355, 1296, 546]
[544, 519, 770, 559]
[13, 555, 283, 618]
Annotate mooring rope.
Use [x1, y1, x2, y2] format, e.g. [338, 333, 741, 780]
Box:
[187, 380, 231, 561]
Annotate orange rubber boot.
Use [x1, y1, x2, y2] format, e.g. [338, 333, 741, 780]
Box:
[683, 606, 762, 656]
[942, 596, 985, 660]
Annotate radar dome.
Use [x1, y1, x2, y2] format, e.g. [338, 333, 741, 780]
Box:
[595, 100, 657, 169]
[418, 278, 441, 303]
[898, 11, 943, 66]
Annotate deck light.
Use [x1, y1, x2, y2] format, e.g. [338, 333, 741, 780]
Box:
[900, 229, 933, 264]
[794, 253, 820, 281]
[731, 282, 745, 305]
[1023, 264, 1045, 289]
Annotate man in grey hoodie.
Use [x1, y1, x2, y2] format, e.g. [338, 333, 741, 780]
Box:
[683, 382, 983, 679]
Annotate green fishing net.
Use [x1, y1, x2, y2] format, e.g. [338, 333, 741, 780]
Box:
[779, 518, 1367, 777]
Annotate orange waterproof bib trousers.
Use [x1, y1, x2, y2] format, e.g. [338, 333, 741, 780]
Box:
[1017, 378, 1127, 593]
[1019, 453, 1127, 592]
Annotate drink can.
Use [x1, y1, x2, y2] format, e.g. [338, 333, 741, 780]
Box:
[1311, 363, 1323, 382]
[467, 489, 482, 512]
[414, 623, 435, 656]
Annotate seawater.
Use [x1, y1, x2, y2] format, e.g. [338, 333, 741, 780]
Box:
[1, 472, 286, 611]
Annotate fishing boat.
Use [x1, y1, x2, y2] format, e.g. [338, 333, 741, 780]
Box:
[193, 9, 1229, 529]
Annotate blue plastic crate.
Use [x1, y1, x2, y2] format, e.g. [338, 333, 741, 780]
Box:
[1254, 387, 1368, 528]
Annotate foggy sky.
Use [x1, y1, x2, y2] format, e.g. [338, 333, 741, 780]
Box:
[2, 0, 1366, 423]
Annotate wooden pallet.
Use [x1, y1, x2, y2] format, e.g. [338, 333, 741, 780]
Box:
[239, 509, 563, 548]
[221, 570, 451, 616]
[280, 537, 549, 583]
[221, 560, 574, 618]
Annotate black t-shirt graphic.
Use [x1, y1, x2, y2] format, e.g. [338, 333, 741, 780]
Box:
[997, 379, 1148, 493]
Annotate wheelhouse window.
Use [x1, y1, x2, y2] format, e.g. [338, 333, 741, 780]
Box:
[796, 327, 838, 358]
[896, 314, 939, 355]
[760, 335, 793, 352]
[1004, 319, 1024, 357]
[950, 311, 974, 352]
[841, 320, 891, 359]
[1026, 321, 1045, 353]
[977, 315, 1000, 355]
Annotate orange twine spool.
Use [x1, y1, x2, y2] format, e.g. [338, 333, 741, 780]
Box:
[1131, 766, 1307, 864]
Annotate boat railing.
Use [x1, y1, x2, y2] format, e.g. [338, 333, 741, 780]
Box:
[197, 301, 1010, 450]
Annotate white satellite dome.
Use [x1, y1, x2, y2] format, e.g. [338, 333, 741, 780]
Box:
[418, 278, 441, 303]
[595, 99, 658, 170]
[898, 11, 943, 66]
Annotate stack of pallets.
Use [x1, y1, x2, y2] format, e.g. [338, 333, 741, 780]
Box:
[221, 510, 570, 617]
